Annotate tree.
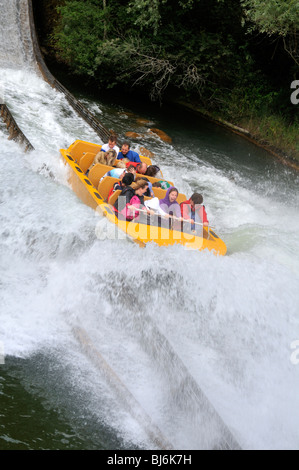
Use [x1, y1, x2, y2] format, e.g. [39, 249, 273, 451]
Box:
[241, 0, 299, 66]
[54, 0, 111, 75]
[126, 0, 195, 35]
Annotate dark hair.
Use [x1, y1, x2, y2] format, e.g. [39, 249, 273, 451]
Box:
[121, 141, 131, 149]
[108, 134, 117, 143]
[152, 182, 162, 188]
[145, 165, 160, 177]
[169, 187, 178, 194]
[122, 173, 134, 186]
[190, 193, 203, 205]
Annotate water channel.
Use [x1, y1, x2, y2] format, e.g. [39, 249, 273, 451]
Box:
[1, 0, 299, 451]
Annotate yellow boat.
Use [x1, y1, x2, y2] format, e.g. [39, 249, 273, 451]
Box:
[60, 140, 227, 255]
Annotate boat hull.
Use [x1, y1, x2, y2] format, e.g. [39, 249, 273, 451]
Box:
[60, 141, 227, 255]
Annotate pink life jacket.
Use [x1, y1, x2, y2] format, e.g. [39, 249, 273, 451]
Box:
[120, 195, 141, 220]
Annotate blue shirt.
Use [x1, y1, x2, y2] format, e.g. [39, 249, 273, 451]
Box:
[106, 168, 125, 178]
[117, 150, 141, 163]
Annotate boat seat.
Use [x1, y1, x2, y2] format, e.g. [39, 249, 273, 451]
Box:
[98, 176, 120, 201]
[68, 140, 102, 162]
[88, 163, 116, 187]
[79, 152, 96, 172]
[139, 155, 152, 165]
[107, 189, 121, 206]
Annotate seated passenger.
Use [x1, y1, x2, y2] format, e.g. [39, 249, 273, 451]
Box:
[180, 193, 209, 228]
[144, 187, 182, 220]
[122, 180, 150, 220]
[85, 148, 118, 175]
[117, 142, 141, 163]
[135, 176, 154, 197]
[108, 173, 134, 198]
[115, 179, 150, 221]
[136, 162, 148, 174]
[101, 134, 120, 154]
[159, 187, 182, 219]
[101, 163, 136, 183]
[113, 173, 135, 212]
[125, 161, 147, 175]
[107, 167, 136, 200]
[145, 165, 161, 178]
[126, 165, 137, 179]
[157, 180, 171, 190]
[104, 167, 126, 179]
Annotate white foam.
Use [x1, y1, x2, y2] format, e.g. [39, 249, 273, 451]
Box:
[1, 9, 299, 447]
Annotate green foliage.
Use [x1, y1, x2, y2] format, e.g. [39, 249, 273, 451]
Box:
[241, 0, 299, 65]
[126, 0, 166, 35]
[52, 0, 297, 125]
[54, 1, 108, 75]
[48, 0, 298, 157]
[241, 0, 299, 36]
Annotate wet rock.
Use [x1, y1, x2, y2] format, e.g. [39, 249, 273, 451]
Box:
[149, 128, 172, 143]
[139, 146, 154, 158]
[136, 118, 153, 126]
[125, 131, 142, 139]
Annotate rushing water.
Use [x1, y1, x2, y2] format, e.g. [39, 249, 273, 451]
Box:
[1, 0, 299, 451]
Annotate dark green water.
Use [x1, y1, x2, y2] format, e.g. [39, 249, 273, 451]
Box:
[0, 356, 131, 450]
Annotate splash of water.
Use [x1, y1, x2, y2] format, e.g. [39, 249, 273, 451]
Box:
[1, 0, 299, 450]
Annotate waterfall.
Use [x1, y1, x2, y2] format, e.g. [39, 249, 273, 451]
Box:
[0, 0, 38, 70]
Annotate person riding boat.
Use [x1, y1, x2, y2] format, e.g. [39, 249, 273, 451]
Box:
[159, 187, 182, 219]
[85, 149, 118, 175]
[157, 180, 171, 190]
[115, 179, 150, 221]
[180, 192, 209, 230]
[125, 161, 148, 175]
[101, 134, 120, 154]
[106, 165, 137, 200]
[145, 165, 161, 178]
[117, 142, 141, 163]
[112, 173, 135, 211]
[135, 177, 154, 197]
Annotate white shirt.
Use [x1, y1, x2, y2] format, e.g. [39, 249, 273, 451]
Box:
[101, 143, 120, 154]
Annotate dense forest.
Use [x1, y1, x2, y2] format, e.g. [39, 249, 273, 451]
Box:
[33, 0, 298, 160]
